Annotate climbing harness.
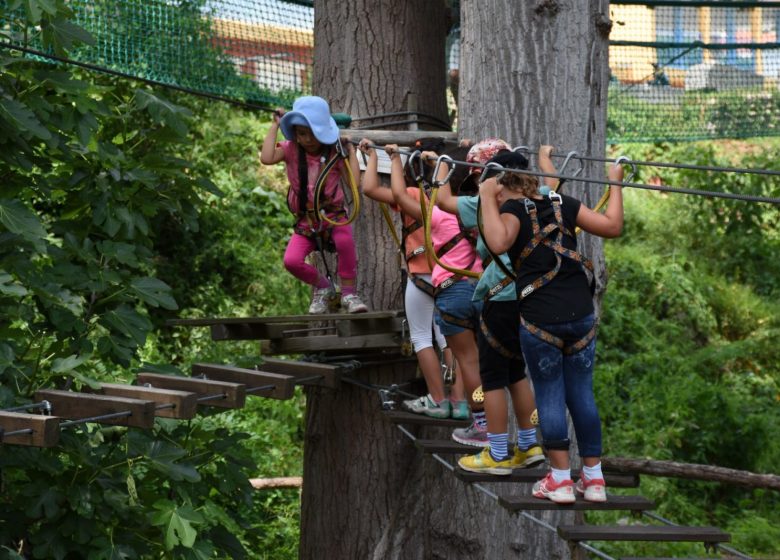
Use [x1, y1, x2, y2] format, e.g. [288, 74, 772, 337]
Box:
[313, 138, 361, 227]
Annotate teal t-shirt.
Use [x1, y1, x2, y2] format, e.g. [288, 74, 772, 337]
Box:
[456, 196, 516, 302]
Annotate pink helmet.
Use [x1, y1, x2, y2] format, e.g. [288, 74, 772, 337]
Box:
[466, 138, 511, 173]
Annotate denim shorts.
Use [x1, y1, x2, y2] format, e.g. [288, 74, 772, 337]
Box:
[434, 280, 481, 337]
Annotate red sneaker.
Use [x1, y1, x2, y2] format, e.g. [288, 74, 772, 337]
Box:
[532, 473, 575, 504]
[575, 477, 607, 502]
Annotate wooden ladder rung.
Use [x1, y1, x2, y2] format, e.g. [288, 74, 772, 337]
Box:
[191, 363, 295, 400]
[257, 358, 342, 389]
[98, 383, 198, 419]
[499, 494, 654, 512]
[557, 525, 730, 544]
[454, 467, 640, 488]
[0, 411, 60, 447]
[35, 389, 156, 429]
[384, 410, 471, 428]
[136, 373, 245, 409]
[414, 439, 476, 454]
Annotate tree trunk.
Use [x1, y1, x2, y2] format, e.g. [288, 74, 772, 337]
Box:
[300, 1, 611, 558]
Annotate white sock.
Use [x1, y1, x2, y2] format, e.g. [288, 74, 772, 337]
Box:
[551, 467, 571, 483]
[582, 462, 603, 482]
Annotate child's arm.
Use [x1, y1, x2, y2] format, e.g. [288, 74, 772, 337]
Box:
[259, 109, 285, 165]
[432, 154, 460, 215]
[538, 145, 558, 190]
[387, 144, 423, 220]
[575, 163, 624, 238]
[359, 139, 394, 205]
[478, 177, 520, 254]
[344, 136, 361, 186]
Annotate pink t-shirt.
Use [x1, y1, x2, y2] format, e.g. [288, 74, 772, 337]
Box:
[430, 206, 482, 287]
[281, 140, 346, 227]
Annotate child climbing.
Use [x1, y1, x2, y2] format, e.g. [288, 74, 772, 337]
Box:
[260, 96, 368, 314]
[479, 147, 625, 503]
[435, 139, 551, 474]
[359, 137, 454, 418]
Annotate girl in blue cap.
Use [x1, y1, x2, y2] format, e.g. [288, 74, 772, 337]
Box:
[260, 96, 368, 314]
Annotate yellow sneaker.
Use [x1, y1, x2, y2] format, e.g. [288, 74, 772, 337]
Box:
[458, 447, 513, 475]
[512, 444, 545, 469]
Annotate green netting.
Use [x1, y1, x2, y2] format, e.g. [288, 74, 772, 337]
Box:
[1, 0, 779, 142]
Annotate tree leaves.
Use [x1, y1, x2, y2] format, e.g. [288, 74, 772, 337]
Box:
[151, 501, 204, 550]
[130, 277, 178, 310]
[134, 90, 192, 137]
[0, 98, 51, 141]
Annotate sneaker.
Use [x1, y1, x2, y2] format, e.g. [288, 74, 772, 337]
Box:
[458, 447, 513, 475]
[451, 420, 488, 447]
[532, 473, 576, 504]
[575, 477, 607, 503]
[309, 286, 335, 314]
[511, 444, 546, 469]
[402, 394, 451, 419]
[341, 293, 368, 313]
[450, 399, 470, 420]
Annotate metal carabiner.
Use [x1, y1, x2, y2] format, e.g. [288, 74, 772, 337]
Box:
[523, 197, 537, 214]
[432, 154, 455, 187]
[512, 145, 530, 154]
[547, 190, 563, 205]
[559, 150, 584, 178]
[407, 150, 426, 183]
[335, 137, 348, 159]
[614, 155, 637, 183]
[479, 161, 504, 184]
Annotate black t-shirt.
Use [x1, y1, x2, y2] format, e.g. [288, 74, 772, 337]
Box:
[501, 195, 594, 324]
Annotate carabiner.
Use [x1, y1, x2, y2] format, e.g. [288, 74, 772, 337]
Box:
[523, 198, 537, 214]
[432, 154, 455, 187]
[559, 150, 584, 178]
[407, 150, 426, 183]
[614, 155, 637, 183]
[547, 190, 563, 205]
[335, 137, 348, 159]
[479, 161, 504, 184]
[512, 145, 530, 154]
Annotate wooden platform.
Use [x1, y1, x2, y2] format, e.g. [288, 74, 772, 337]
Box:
[557, 525, 730, 544]
[415, 439, 479, 454]
[454, 467, 640, 488]
[499, 494, 654, 512]
[384, 410, 470, 428]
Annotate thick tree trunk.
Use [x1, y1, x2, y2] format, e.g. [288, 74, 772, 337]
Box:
[300, 1, 611, 558]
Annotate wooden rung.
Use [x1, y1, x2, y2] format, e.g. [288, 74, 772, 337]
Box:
[0, 412, 60, 447]
[167, 310, 402, 327]
[499, 494, 654, 512]
[384, 410, 470, 428]
[98, 383, 198, 420]
[415, 439, 478, 454]
[191, 363, 294, 400]
[35, 389, 156, 429]
[210, 322, 308, 341]
[454, 467, 640, 488]
[136, 373, 245, 409]
[257, 358, 342, 389]
[557, 525, 730, 544]
[261, 333, 399, 355]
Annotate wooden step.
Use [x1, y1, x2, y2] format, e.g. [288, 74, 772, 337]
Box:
[0, 411, 60, 447]
[192, 363, 295, 400]
[257, 358, 342, 389]
[557, 525, 730, 544]
[384, 410, 470, 428]
[454, 467, 640, 488]
[499, 494, 654, 512]
[136, 373, 245, 409]
[415, 439, 478, 454]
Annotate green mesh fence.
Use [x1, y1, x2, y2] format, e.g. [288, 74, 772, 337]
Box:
[1, 0, 780, 142]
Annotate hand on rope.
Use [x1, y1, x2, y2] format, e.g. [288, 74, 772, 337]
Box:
[313, 136, 361, 227]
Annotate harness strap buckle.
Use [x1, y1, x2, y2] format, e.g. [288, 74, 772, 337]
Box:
[547, 191, 563, 205]
[523, 198, 537, 214]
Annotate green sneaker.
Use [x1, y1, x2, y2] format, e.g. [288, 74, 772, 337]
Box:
[450, 399, 470, 420]
[458, 447, 513, 475]
[402, 394, 451, 419]
[512, 444, 546, 469]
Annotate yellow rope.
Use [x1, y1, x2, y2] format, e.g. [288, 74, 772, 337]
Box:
[314, 154, 361, 227]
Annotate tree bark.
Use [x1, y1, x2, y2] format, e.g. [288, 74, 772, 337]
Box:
[603, 457, 780, 491]
[300, 1, 611, 559]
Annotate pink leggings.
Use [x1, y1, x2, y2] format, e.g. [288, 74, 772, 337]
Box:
[283, 225, 357, 287]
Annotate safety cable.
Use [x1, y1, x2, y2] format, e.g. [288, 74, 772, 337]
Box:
[60, 410, 133, 428]
[340, 376, 419, 400]
[1, 401, 50, 413]
[313, 143, 361, 227]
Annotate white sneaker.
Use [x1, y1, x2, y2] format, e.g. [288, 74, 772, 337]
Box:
[341, 293, 368, 313]
[309, 286, 335, 314]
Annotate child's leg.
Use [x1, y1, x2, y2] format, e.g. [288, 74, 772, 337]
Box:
[329, 224, 358, 294]
[283, 233, 328, 288]
[405, 276, 446, 403]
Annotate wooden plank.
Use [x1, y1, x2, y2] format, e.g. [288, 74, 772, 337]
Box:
[210, 322, 309, 341]
[136, 373, 245, 409]
[415, 439, 477, 454]
[168, 310, 403, 327]
[261, 333, 399, 354]
[35, 389, 156, 429]
[384, 410, 470, 428]
[257, 358, 342, 389]
[454, 467, 640, 488]
[191, 363, 295, 400]
[341, 130, 457, 145]
[0, 412, 60, 447]
[499, 494, 654, 512]
[98, 383, 198, 420]
[335, 317, 403, 337]
[557, 525, 730, 544]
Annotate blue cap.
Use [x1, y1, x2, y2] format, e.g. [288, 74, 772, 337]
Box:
[280, 96, 340, 145]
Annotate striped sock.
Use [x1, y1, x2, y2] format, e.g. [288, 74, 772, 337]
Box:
[517, 428, 538, 450]
[473, 409, 487, 429]
[551, 467, 572, 483]
[582, 462, 604, 482]
[488, 433, 509, 461]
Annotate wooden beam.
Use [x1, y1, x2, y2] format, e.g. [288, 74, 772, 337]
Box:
[210, 322, 310, 341]
[335, 316, 403, 337]
[98, 383, 198, 420]
[136, 373, 245, 409]
[35, 389, 156, 429]
[261, 333, 400, 355]
[257, 358, 342, 389]
[250, 476, 303, 490]
[384, 410, 470, 428]
[557, 525, 730, 544]
[414, 439, 476, 454]
[167, 310, 403, 327]
[0, 412, 60, 447]
[191, 363, 295, 400]
[499, 494, 654, 512]
[454, 467, 640, 488]
[340, 130, 457, 146]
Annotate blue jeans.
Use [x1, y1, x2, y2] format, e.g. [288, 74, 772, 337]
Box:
[519, 313, 601, 458]
[434, 280, 481, 336]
